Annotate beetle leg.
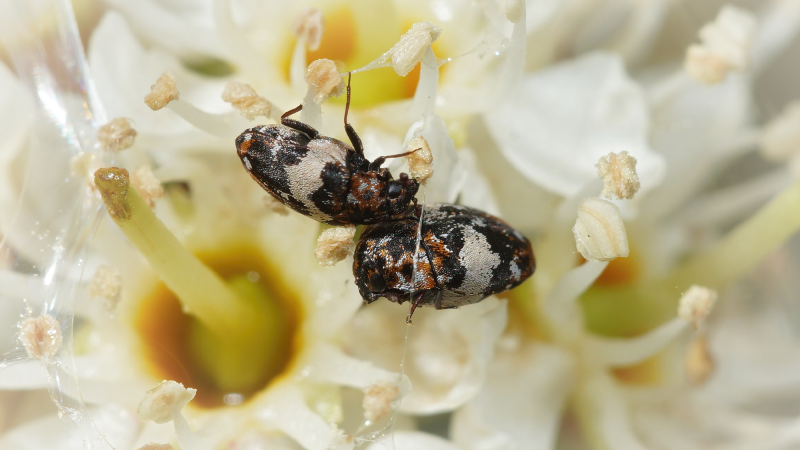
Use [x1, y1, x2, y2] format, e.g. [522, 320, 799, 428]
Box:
[280, 104, 319, 138]
[406, 291, 426, 323]
[367, 148, 420, 171]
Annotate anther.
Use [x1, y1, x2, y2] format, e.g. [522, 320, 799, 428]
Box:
[597, 151, 640, 200]
[684, 5, 756, 85]
[19, 314, 62, 360]
[222, 81, 274, 120]
[314, 225, 357, 266]
[98, 118, 137, 152]
[573, 197, 629, 262]
[145, 72, 180, 111]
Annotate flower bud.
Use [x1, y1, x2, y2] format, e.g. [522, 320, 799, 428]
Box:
[573, 197, 629, 261]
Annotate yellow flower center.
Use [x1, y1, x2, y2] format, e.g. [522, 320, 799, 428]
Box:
[136, 246, 301, 408]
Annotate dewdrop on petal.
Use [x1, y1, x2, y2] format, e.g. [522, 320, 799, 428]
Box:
[685, 335, 715, 384]
[499, 0, 525, 23]
[597, 151, 640, 200]
[88, 265, 122, 311]
[131, 165, 164, 207]
[293, 8, 324, 52]
[138, 380, 197, 424]
[761, 102, 800, 163]
[222, 82, 274, 121]
[573, 197, 629, 262]
[314, 225, 356, 266]
[136, 444, 174, 450]
[145, 72, 180, 110]
[678, 285, 718, 329]
[363, 382, 399, 423]
[19, 314, 62, 360]
[391, 22, 441, 77]
[305, 59, 345, 105]
[406, 136, 433, 183]
[98, 118, 137, 152]
[684, 5, 756, 84]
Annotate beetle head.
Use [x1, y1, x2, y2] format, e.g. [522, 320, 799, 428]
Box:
[386, 173, 419, 216]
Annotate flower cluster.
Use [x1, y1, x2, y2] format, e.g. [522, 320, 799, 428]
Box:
[2, 0, 800, 450]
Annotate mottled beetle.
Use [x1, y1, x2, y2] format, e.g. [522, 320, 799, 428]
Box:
[236, 75, 420, 225]
[353, 203, 535, 317]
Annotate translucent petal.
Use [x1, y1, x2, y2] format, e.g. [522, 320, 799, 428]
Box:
[485, 52, 665, 198]
[451, 342, 575, 450]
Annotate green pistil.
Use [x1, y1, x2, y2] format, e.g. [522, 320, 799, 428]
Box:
[583, 178, 800, 337]
[94, 167, 269, 340]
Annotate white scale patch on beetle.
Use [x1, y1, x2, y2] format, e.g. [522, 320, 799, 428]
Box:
[243, 157, 252, 170]
[457, 225, 501, 294]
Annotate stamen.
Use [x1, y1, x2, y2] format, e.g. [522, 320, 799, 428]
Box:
[761, 101, 800, 164]
[93, 167, 269, 338]
[88, 265, 122, 311]
[293, 8, 324, 52]
[314, 225, 356, 266]
[405, 137, 433, 183]
[363, 382, 399, 423]
[144, 74, 250, 139]
[353, 22, 442, 76]
[138, 380, 202, 450]
[596, 151, 640, 200]
[144, 73, 180, 111]
[221, 81, 275, 121]
[685, 335, 714, 384]
[263, 195, 289, 215]
[131, 165, 164, 207]
[684, 5, 756, 84]
[666, 179, 800, 291]
[582, 318, 687, 368]
[305, 59, 345, 105]
[97, 118, 137, 152]
[499, 0, 525, 23]
[678, 285, 717, 329]
[573, 197, 629, 262]
[19, 314, 62, 360]
[137, 380, 196, 424]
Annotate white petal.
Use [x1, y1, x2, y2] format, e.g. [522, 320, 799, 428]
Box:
[485, 52, 664, 198]
[451, 342, 575, 450]
[256, 384, 351, 450]
[575, 371, 648, 450]
[344, 299, 508, 415]
[88, 12, 230, 136]
[104, 0, 225, 60]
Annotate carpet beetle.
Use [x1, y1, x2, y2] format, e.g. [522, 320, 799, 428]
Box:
[353, 203, 535, 317]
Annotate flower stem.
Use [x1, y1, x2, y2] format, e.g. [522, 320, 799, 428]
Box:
[94, 167, 266, 339]
[666, 178, 800, 291]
